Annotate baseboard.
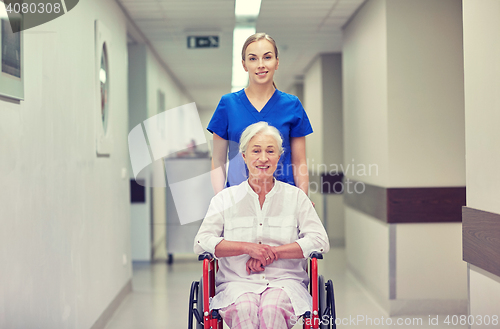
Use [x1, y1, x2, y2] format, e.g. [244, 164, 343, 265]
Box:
[347, 264, 467, 316]
[90, 279, 132, 329]
[347, 263, 390, 314]
[389, 299, 467, 316]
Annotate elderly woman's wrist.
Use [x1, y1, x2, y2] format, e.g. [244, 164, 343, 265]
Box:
[271, 246, 280, 260]
[241, 242, 251, 255]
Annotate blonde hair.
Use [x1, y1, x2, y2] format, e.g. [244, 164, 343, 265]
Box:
[239, 122, 284, 156]
[241, 33, 278, 89]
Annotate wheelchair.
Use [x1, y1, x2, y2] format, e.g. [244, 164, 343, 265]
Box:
[188, 251, 336, 329]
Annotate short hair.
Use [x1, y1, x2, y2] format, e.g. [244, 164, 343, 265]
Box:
[239, 122, 284, 155]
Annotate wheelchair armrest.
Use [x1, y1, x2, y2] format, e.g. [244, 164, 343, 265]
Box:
[198, 252, 214, 261]
[309, 251, 323, 259]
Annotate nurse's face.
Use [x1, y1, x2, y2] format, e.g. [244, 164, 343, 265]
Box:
[243, 133, 280, 182]
[242, 40, 279, 87]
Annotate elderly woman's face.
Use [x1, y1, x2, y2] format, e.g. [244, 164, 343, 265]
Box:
[243, 133, 280, 181]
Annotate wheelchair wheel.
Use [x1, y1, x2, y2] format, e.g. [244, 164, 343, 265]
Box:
[188, 281, 198, 329]
[326, 279, 336, 329]
[196, 276, 204, 329]
[318, 275, 329, 329]
[188, 278, 204, 329]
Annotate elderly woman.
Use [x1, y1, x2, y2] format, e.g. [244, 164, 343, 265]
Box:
[194, 122, 329, 329]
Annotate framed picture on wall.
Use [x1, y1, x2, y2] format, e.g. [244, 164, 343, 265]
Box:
[0, 1, 24, 100]
[95, 20, 113, 156]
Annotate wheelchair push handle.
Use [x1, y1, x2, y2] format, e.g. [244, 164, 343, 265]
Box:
[309, 251, 323, 259]
[198, 252, 214, 261]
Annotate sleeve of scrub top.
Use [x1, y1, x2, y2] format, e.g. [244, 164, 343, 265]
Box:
[207, 96, 229, 140]
[290, 96, 313, 138]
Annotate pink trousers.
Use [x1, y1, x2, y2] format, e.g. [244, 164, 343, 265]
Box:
[218, 287, 296, 329]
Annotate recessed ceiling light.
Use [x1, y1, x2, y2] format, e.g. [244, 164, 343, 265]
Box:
[231, 0, 261, 91]
[235, 0, 262, 18]
[0, 2, 9, 19]
[232, 26, 256, 91]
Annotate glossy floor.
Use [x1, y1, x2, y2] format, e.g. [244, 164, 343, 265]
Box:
[104, 248, 466, 329]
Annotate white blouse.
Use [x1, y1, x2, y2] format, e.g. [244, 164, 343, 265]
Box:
[194, 180, 330, 316]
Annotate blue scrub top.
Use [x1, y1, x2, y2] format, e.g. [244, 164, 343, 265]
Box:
[207, 89, 313, 187]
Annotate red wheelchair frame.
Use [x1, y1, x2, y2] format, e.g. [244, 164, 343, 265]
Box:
[189, 252, 336, 329]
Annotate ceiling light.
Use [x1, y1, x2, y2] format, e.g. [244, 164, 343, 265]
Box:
[231, 26, 255, 92]
[235, 0, 262, 18]
[0, 3, 9, 19]
[231, 0, 261, 91]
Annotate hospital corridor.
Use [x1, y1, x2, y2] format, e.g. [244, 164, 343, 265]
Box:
[1, 0, 499, 328]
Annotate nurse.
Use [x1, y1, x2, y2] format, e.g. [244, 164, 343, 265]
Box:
[208, 33, 313, 195]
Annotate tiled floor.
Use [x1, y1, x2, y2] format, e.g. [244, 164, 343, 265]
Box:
[104, 248, 466, 329]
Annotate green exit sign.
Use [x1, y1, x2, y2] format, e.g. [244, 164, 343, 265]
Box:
[187, 36, 219, 49]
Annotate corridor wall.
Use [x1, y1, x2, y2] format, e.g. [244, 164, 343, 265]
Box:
[343, 0, 466, 315]
[0, 0, 189, 327]
[0, 0, 131, 327]
[128, 44, 151, 262]
[286, 82, 304, 103]
[462, 0, 500, 323]
[146, 48, 193, 263]
[304, 54, 345, 246]
[128, 43, 193, 262]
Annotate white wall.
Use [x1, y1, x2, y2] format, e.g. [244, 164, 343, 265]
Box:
[286, 82, 304, 103]
[128, 44, 151, 262]
[128, 45, 148, 129]
[343, 0, 391, 311]
[0, 0, 131, 327]
[304, 57, 323, 166]
[396, 223, 466, 300]
[304, 57, 325, 227]
[321, 54, 343, 170]
[128, 43, 194, 261]
[469, 265, 500, 322]
[462, 0, 500, 216]
[199, 108, 215, 156]
[386, 0, 467, 312]
[343, 0, 389, 187]
[322, 54, 344, 246]
[386, 0, 465, 188]
[303, 53, 343, 168]
[304, 54, 344, 245]
[146, 48, 194, 261]
[345, 207, 390, 304]
[343, 0, 466, 316]
[462, 0, 500, 322]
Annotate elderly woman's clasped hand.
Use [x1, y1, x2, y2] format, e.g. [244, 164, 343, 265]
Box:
[245, 244, 278, 274]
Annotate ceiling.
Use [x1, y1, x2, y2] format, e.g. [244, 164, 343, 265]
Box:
[119, 0, 365, 113]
